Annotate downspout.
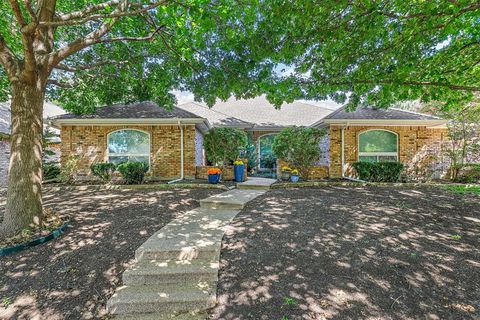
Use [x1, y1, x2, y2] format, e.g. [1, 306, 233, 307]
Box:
[341, 123, 365, 183]
[168, 121, 185, 184]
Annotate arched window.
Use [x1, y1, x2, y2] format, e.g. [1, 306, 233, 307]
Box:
[107, 129, 150, 165]
[358, 130, 398, 162]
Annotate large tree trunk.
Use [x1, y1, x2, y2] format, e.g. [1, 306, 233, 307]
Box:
[1, 82, 45, 238]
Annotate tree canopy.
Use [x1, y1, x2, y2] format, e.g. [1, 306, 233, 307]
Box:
[0, 0, 261, 111]
[230, 0, 480, 110]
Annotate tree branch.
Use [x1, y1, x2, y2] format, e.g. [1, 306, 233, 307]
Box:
[46, 78, 77, 88]
[42, 2, 163, 27]
[0, 33, 19, 78]
[24, 0, 39, 23]
[9, 0, 27, 27]
[304, 78, 480, 92]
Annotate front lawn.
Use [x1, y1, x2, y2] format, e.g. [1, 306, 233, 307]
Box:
[0, 187, 222, 319]
[211, 186, 480, 319]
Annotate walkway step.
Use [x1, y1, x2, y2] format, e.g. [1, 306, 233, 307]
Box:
[116, 312, 206, 320]
[135, 208, 240, 262]
[107, 283, 215, 316]
[108, 188, 268, 319]
[123, 259, 218, 286]
[237, 177, 275, 190]
[199, 189, 266, 209]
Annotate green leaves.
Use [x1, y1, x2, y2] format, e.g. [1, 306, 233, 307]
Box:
[272, 127, 326, 179]
[203, 128, 248, 166]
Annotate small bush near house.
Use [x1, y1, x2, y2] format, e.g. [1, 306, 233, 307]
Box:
[117, 161, 149, 184]
[204, 127, 248, 166]
[91, 162, 117, 182]
[454, 164, 480, 183]
[352, 161, 404, 182]
[272, 127, 326, 180]
[59, 155, 80, 183]
[43, 162, 61, 181]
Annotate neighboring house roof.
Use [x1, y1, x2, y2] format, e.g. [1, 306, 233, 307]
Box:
[314, 106, 447, 128]
[0, 102, 10, 136]
[166, 102, 251, 128]
[0, 101, 64, 137]
[50, 101, 210, 132]
[178, 95, 336, 130]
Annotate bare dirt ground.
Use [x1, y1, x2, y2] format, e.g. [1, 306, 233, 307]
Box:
[0, 187, 222, 320]
[210, 186, 480, 320]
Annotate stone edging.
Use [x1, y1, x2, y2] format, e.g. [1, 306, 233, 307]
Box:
[0, 221, 70, 257]
[271, 181, 479, 189]
[43, 183, 230, 193]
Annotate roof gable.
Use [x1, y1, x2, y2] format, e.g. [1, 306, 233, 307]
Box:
[323, 106, 441, 121]
[53, 101, 202, 120]
[179, 96, 336, 129]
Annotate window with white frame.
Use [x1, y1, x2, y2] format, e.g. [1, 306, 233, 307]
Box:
[107, 129, 150, 165]
[358, 130, 398, 162]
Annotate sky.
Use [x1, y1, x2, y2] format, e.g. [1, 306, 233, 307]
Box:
[172, 90, 342, 110]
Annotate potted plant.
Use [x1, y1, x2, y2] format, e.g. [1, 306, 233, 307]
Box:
[207, 168, 222, 184]
[280, 166, 292, 181]
[290, 169, 300, 182]
[233, 160, 245, 182]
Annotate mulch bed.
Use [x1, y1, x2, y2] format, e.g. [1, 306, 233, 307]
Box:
[210, 186, 480, 320]
[0, 187, 222, 320]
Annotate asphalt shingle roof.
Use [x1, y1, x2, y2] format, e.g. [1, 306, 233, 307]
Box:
[53, 101, 202, 120]
[178, 96, 336, 128]
[176, 102, 251, 128]
[1, 101, 64, 136]
[0, 102, 10, 135]
[323, 106, 441, 121]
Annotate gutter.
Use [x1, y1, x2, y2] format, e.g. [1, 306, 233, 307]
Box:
[49, 117, 206, 128]
[168, 121, 185, 184]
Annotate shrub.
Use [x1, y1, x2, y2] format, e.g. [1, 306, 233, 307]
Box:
[352, 161, 404, 182]
[91, 162, 117, 182]
[117, 161, 149, 184]
[204, 128, 248, 166]
[59, 155, 80, 183]
[272, 127, 326, 180]
[454, 164, 480, 183]
[43, 162, 61, 181]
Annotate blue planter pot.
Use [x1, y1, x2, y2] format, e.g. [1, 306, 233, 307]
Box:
[208, 174, 221, 184]
[290, 174, 300, 183]
[234, 164, 245, 182]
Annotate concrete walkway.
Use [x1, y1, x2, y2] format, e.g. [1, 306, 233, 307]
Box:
[237, 177, 276, 190]
[107, 188, 266, 319]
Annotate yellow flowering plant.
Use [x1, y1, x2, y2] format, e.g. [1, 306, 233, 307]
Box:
[281, 166, 292, 172]
[291, 169, 299, 175]
[233, 160, 244, 165]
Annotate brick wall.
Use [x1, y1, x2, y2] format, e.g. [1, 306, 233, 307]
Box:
[60, 125, 197, 180]
[277, 159, 329, 180]
[329, 125, 448, 178]
[0, 139, 9, 186]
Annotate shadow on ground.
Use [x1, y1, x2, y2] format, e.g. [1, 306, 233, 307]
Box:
[210, 186, 480, 320]
[0, 188, 222, 320]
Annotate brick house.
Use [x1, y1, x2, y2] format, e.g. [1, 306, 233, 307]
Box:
[51, 101, 209, 180]
[50, 97, 449, 181]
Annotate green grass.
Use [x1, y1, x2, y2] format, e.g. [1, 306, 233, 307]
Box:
[443, 185, 480, 195]
[283, 297, 297, 306]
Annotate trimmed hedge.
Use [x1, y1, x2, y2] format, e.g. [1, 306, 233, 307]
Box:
[352, 161, 404, 182]
[91, 162, 117, 182]
[117, 162, 149, 184]
[43, 162, 61, 181]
